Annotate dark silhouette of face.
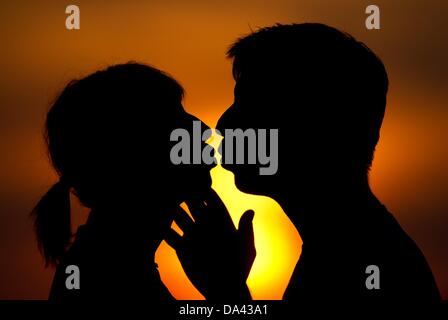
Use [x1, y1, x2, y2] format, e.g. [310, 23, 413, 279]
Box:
[46, 63, 214, 234]
[217, 23, 388, 198]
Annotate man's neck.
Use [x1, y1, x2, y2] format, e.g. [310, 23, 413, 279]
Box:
[271, 173, 376, 242]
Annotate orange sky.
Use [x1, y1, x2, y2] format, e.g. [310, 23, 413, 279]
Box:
[0, 0, 447, 299]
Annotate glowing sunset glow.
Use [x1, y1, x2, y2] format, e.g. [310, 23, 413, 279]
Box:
[0, 1, 446, 300]
[156, 134, 302, 299]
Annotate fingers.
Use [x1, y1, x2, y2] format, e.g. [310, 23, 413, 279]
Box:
[165, 229, 182, 250]
[186, 188, 235, 233]
[173, 206, 195, 234]
[203, 189, 235, 228]
[238, 210, 255, 237]
[166, 205, 196, 250]
[238, 210, 255, 253]
[238, 210, 256, 279]
[185, 198, 206, 221]
[203, 188, 228, 213]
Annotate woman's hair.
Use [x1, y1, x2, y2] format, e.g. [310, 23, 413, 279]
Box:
[32, 62, 184, 266]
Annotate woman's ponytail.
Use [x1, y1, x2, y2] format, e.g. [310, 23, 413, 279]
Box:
[31, 178, 71, 267]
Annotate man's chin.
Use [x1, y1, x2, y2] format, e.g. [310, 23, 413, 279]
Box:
[221, 164, 270, 195]
[234, 173, 267, 196]
[202, 173, 213, 189]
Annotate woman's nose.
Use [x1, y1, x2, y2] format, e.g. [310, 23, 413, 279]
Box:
[186, 113, 211, 135]
[216, 103, 237, 134]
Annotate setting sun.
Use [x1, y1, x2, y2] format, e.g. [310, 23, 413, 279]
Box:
[156, 133, 302, 299]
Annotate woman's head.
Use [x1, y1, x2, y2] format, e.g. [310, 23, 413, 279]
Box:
[33, 63, 213, 265]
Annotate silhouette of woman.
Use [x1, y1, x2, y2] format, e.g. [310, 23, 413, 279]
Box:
[31, 63, 255, 301]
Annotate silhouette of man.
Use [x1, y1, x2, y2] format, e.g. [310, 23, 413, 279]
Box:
[217, 23, 441, 300]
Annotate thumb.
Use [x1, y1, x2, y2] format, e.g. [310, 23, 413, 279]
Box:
[238, 210, 256, 280]
[238, 209, 255, 243]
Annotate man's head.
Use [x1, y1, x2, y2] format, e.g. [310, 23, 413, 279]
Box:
[217, 23, 388, 196]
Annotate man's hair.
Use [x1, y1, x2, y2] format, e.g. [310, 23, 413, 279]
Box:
[226, 23, 389, 170]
